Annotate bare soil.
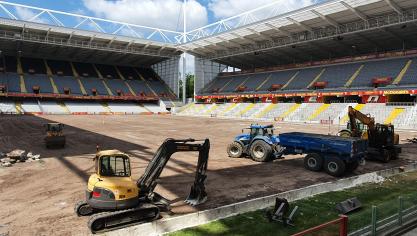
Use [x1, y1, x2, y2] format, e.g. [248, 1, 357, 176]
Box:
[0, 114, 416, 236]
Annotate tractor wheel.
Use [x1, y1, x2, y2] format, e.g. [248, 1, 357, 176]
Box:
[324, 156, 346, 177]
[250, 140, 272, 162]
[227, 142, 243, 158]
[303, 153, 324, 171]
[338, 130, 352, 137]
[346, 161, 359, 173]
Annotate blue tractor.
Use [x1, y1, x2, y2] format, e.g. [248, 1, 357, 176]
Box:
[227, 124, 282, 162]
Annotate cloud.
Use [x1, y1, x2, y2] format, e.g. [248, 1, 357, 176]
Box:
[208, 0, 316, 19]
[15, 6, 49, 24]
[82, 0, 208, 32]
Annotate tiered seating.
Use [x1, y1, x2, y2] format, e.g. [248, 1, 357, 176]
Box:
[319, 64, 360, 88]
[242, 74, 270, 91]
[0, 56, 20, 93]
[350, 58, 408, 87]
[48, 60, 83, 95]
[107, 102, 148, 114]
[21, 57, 53, 94]
[137, 68, 171, 96]
[73, 62, 108, 96]
[256, 70, 296, 91]
[285, 68, 322, 90]
[400, 60, 417, 85]
[200, 56, 417, 95]
[21, 101, 41, 113]
[96, 64, 131, 96]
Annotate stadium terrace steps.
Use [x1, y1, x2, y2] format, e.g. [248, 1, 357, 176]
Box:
[219, 103, 239, 116]
[279, 103, 302, 120]
[14, 101, 23, 114]
[57, 102, 70, 114]
[255, 103, 277, 118]
[48, 76, 59, 94]
[384, 108, 405, 124]
[393, 60, 413, 85]
[19, 75, 27, 93]
[307, 68, 326, 88]
[242, 103, 269, 118]
[203, 104, 218, 115]
[344, 64, 364, 88]
[307, 103, 330, 121]
[281, 71, 299, 90]
[237, 103, 255, 117]
[398, 60, 417, 85]
[255, 74, 271, 91]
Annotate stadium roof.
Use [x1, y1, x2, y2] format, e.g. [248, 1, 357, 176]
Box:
[0, 0, 416, 68]
[0, 1, 182, 67]
[181, 0, 417, 69]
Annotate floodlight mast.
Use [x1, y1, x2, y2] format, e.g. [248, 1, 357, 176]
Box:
[182, 0, 187, 104]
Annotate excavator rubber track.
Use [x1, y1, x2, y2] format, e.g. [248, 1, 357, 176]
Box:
[88, 203, 160, 234]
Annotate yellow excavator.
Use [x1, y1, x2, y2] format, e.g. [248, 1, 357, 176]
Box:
[339, 106, 400, 162]
[75, 138, 210, 233]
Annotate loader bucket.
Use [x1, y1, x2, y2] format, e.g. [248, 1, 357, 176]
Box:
[185, 182, 207, 206]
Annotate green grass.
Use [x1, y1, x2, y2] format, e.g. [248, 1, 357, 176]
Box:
[169, 171, 417, 236]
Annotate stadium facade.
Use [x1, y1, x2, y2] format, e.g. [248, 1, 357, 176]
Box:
[0, 0, 416, 124]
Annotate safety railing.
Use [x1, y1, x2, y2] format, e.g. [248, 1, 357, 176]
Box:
[292, 215, 348, 236]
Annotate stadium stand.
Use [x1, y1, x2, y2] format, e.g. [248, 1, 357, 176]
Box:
[47, 59, 83, 95]
[20, 57, 54, 94]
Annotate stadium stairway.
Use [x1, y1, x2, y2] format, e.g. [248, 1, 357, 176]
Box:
[255, 103, 277, 118]
[237, 103, 255, 117]
[340, 103, 365, 123]
[57, 102, 70, 114]
[70, 62, 88, 95]
[44, 60, 59, 94]
[101, 102, 112, 113]
[307, 103, 330, 121]
[17, 58, 27, 93]
[392, 59, 413, 85]
[14, 101, 23, 114]
[344, 65, 364, 87]
[384, 107, 406, 124]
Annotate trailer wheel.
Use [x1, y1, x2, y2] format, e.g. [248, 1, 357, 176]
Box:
[250, 140, 272, 162]
[304, 153, 323, 171]
[227, 142, 243, 158]
[346, 161, 359, 173]
[324, 156, 346, 177]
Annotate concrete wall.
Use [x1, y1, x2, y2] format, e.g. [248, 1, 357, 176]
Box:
[106, 163, 417, 236]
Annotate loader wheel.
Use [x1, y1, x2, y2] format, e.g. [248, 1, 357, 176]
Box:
[304, 153, 323, 171]
[324, 156, 346, 177]
[346, 161, 359, 173]
[227, 142, 243, 158]
[250, 140, 272, 162]
[382, 149, 391, 163]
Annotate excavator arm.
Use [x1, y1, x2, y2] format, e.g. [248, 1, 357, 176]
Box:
[347, 106, 375, 137]
[137, 138, 210, 207]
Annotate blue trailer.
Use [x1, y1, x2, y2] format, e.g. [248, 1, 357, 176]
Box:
[278, 132, 367, 176]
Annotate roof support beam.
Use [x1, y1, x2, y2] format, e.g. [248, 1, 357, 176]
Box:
[217, 36, 243, 48]
[385, 0, 403, 14]
[107, 37, 116, 47]
[89, 35, 95, 44]
[68, 31, 75, 42]
[286, 17, 313, 33]
[340, 1, 367, 20]
[311, 10, 339, 27]
[230, 32, 258, 44]
[247, 28, 274, 41]
[45, 28, 51, 40]
[264, 23, 292, 37]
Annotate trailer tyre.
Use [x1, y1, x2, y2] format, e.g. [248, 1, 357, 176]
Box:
[346, 161, 359, 173]
[227, 142, 243, 158]
[250, 140, 272, 162]
[324, 156, 346, 177]
[304, 153, 323, 171]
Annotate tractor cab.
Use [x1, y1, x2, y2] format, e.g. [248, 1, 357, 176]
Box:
[243, 124, 275, 138]
[46, 123, 64, 135]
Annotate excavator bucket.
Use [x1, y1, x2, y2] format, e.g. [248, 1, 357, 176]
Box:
[185, 181, 207, 206]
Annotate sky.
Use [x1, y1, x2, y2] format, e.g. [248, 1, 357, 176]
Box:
[2, 0, 319, 73]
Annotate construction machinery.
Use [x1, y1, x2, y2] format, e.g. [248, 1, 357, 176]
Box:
[227, 124, 281, 162]
[44, 123, 66, 148]
[75, 138, 210, 233]
[338, 106, 401, 162]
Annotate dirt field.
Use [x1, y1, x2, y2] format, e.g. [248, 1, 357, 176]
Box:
[0, 114, 416, 236]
